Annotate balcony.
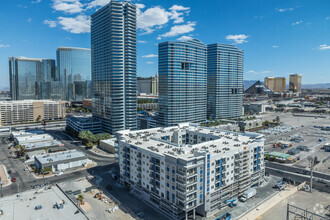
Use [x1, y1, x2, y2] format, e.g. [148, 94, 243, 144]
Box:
[177, 169, 186, 176]
[176, 178, 186, 184]
[187, 171, 197, 177]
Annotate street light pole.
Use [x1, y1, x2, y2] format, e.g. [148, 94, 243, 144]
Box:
[307, 156, 315, 193]
[0, 178, 3, 197]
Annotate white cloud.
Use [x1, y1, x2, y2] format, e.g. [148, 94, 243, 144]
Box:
[159, 21, 196, 39]
[32, 0, 41, 3]
[142, 54, 158, 58]
[87, 0, 109, 9]
[177, 35, 193, 41]
[137, 40, 147, 44]
[146, 61, 154, 64]
[247, 70, 272, 75]
[326, 17, 330, 20]
[27, 18, 32, 22]
[58, 15, 90, 33]
[137, 6, 171, 34]
[44, 19, 57, 27]
[0, 44, 10, 48]
[169, 5, 190, 24]
[319, 44, 330, 50]
[226, 34, 249, 44]
[52, 0, 84, 14]
[137, 4, 191, 34]
[276, 8, 294, 12]
[272, 45, 279, 48]
[292, 20, 303, 25]
[135, 3, 145, 9]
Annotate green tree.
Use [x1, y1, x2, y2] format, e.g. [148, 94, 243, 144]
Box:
[44, 147, 49, 154]
[77, 195, 84, 204]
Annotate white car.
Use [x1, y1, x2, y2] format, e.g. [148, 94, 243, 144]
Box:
[55, 171, 63, 176]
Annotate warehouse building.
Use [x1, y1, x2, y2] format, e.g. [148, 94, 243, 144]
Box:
[14, 133, 54, 145]
[34, 150, 90, 172]
[117, 123, 265, 219]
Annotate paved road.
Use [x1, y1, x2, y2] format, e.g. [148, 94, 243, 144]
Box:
[266, 167, 330, 193]
[266, 161, 330, 180]
[0, 131, 116, 197]
[48, 130, 116, 165]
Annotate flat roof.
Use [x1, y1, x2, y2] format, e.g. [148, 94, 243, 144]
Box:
[267, 151, 291, 159]
[16, 134, 54, 144]
[117, 123, 264, 159]
[35, 149, 87, 165]
[0, 185, 87, 220]
[67, 116, 101, 124]
[24, 140, 64, 151]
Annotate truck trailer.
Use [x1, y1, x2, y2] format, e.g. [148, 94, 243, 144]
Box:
[239, 188, 257, 202]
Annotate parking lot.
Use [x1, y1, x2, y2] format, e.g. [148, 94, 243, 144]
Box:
[260, 112, 329, 172]
[208, 176, 282, 220]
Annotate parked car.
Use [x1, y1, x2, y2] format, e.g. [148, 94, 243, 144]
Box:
[7, 170, 11, 174]
[276, 169, 284, 174]
[35, 205, 42, 210]
[135, 210, 145, 218]
[11, 177, 16, 182]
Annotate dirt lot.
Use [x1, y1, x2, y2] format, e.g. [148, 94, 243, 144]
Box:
[260, 112, 329, 171]
[258, 189, 330, 220]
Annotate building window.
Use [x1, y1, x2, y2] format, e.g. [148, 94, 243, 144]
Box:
[167, 167, 170, 172]
[200, 169, 203, 174]
[181, 62, 190, 70]
[200, 178, 203, 182]
[166, 183, 169, 187]
[172, 177, 175, 182]
[200, 186, 203, 190]
[172, 186, 175, 190]
[167, 175, 169, 179]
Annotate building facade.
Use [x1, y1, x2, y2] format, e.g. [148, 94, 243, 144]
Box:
[117, 123, 265, 219]
[56, 47, 92, 101]
[264, 77, 286, 92]
[158, 39, 207, 127]
[91, 1, 137, 134]
[9, 57, 56, 100]
[137, 77, 153, 94]
[289, 74, 302, 93]
[0, 100, 66, 125]
[66, 116, 102, 137]
[207, 44, 244, 120]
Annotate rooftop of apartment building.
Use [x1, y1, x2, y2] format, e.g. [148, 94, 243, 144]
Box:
[35, 149, 87, 164]
[117, 123, 264, 160]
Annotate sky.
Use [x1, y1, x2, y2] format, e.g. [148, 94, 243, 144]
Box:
[0, 0, 330, 90]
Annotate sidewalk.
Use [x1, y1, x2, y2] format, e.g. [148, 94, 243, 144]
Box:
[0, 164, 11, 187]
[238, 185, 298, 220]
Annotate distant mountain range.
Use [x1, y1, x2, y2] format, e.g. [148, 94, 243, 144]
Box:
[243, 80, 330, 90]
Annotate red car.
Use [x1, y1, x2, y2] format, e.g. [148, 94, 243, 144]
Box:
[11, 177, 16, 182]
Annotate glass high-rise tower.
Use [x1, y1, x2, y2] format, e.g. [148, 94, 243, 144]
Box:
[56, 47, 91, 101]
[158, 39, 207, 126]
[9, 57, 56, 100]
[207, 44, 244, 119]
[91, 0, 137, 134]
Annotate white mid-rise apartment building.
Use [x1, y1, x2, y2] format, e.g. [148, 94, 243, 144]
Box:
[0, 100, 66, 125]
[117, 123, 265, 219]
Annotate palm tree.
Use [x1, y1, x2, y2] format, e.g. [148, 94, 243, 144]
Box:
[77, 195, 84, 204]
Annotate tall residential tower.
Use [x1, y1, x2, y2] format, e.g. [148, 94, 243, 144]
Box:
[207, 44, 244, 119]
[91, 1, 137, 134]
[158, 39, 207, 127]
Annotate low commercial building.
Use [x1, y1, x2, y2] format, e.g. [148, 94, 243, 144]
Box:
[137, 115, 157, 129]
[117, 123, 265, 219]
[66, 116, 102, 137]
[99, 138, 117, 154]
[0, 186, 87, 220]
[34, 150, 89, 172]
[24, 140, 64, 152]
[14, 133, 54, 145]
[0, 100, 66, 125]
[243, 102, 270, 114]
